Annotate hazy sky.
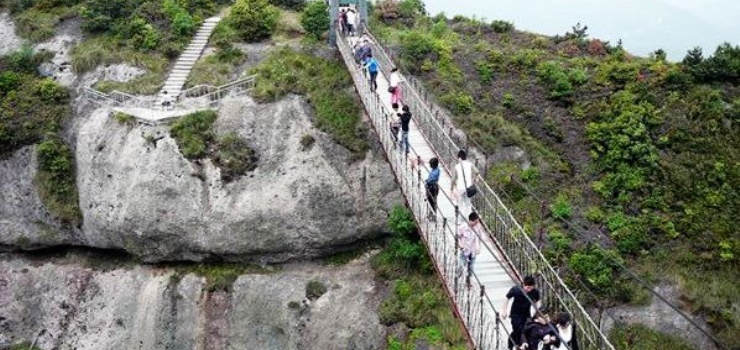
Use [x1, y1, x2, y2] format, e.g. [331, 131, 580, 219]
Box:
[421, 0, 740, 60]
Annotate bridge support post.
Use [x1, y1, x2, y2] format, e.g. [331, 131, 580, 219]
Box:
[329, 0, 339, 46]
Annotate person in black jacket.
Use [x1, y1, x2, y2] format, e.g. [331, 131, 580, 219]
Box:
[397, 105, 412, 155]
[520, 306, 559, 350]
[552, 312, 579, 350]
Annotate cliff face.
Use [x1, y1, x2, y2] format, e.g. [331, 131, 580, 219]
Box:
[0, 252, 385, 350]
[0, 94, 401, 262]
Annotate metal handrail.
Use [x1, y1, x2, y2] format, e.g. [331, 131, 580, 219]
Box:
[82, 87, 145, 107]
[178, 74, 258, 102]
[348, 31, 615, 350]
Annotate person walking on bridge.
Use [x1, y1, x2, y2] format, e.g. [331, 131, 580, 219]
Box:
[425, 157, 440, 219]
[389, 67, 402, 111]
[450, 149, 477, 221]
[457, 211, 481, 288]
[346, 8, 357, 36]
[363, 53, 379, 92]
[396, 105, 412, 155]
[502, 275, 542, 350]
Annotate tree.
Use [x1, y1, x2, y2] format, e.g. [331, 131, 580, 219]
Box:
[229, 0, 279, 42]
[300, 0, 329, 39]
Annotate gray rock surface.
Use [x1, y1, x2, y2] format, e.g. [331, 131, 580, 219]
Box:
[0, 94, 400, 261]
[0, 12, 23, 56]
[603, 284, 718, 350]
[0, 252, 385, 350]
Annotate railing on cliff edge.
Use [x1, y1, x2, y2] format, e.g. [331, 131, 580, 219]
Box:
[343, 29, 616, 350]
[177, 74, 258, 107]
[82, 75, 257, 110]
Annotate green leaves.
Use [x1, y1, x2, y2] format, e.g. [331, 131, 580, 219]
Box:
[300, 0, 329, 39]
[229, 0, 279, 42]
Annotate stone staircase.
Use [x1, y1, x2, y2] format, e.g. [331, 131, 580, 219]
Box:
[156, 16, 221, 107]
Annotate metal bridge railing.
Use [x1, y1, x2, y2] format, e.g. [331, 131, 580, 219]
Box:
[338, 33, 520, 349]
[354, 31, 615, 350]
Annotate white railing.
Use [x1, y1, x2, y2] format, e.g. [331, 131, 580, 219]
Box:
[178, 74, 258, 107]
[82, 87, 144, 107]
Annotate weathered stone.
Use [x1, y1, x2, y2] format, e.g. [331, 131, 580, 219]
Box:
[0, 12, 23, 56]
[0, 95, 401, 262]
[0, 252, 384, 350]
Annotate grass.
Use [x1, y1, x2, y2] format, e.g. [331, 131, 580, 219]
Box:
[169, 110, 218, 159]
[181, 263, 272, 292]
[13, 5, 80, 43]
[249, 46, 368, 158]
[213, 132, 258, 182]
[72, 36, 169, 95]
[185, 52, 246, 89]
[6, 343, 43, 350]
[273, 9, 305, 41]
[610, 323, 695, 350]
[305, 280, 327, 300]
[372, 205, 467, 349]
[34, 135, 82, 227]
[114, 111, 136, 126]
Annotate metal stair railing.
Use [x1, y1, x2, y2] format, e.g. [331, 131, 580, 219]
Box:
[338, 32, 523, 350]
[356, 30, 616, 350]
[177, 74, 258, 107]
[82, 87, 144, 107]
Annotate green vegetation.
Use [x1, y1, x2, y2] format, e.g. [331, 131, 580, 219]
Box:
[228, 0, 279, 42]
[299, 134, 315, 151]
[170, 111, 258, 181]
[0, 47, 70, 155]
[300, 0, 329, 39]
[213, 132, 258, 182]
[35, 134, 82, 226]
[170, 110, 218, 159]
[183, 262, 270, 292]
[305, 280, 327, 300]
[114, 111, 136, 126]
[185, 51, 246, 89]
[268, 0, 304, 11]
[372, 8, 739, 347]
[5, 343, 43, 350]
[249, 47, 368, 157]
[610, 323, 695, 350]
[373, 205, 466, 349]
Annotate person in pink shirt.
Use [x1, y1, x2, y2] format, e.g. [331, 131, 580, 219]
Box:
[458, 211, 481, 286]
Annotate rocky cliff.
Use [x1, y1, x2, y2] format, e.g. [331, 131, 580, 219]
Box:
[0, 251, 385, 350]
[0, 94, 401, 262]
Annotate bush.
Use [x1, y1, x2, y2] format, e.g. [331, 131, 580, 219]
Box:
[536, 61, 574, 100]
[549, 193, 572, 219]
[568, 246, 622, 295]
[35, 134, 82, 226]
[305, 280, 327, 300]
[399, 30, 436, 71]
[213, 133, 258, 182]
[440, 91, 474, 114]
[229, 0, 279, 42]
[116, 17, 159, 51]
[268, 0, 304, 10]
[163, 0, 197, 39]
[300, 0, 329, 39]
[490, 19, 514, 33]
[249, 47, 367, 157]
[610, 323, 695, 350]
[170, 110, 218, 159]
[80, 0, 141, 33]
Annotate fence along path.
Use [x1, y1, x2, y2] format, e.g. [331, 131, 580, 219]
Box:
[337, 30, 616, 350]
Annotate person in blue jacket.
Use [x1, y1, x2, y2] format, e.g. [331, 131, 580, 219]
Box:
[362, 53, 379, 92]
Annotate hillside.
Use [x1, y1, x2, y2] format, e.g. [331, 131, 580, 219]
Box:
[371, 1, 738, 348]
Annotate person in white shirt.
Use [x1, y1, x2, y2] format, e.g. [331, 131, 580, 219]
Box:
[450, 149, 478, 221]
[346, 9, 357, 36]
[552, 312, 578, 350]
[389, 67, 402, 111]
[457, 211, 481, 286]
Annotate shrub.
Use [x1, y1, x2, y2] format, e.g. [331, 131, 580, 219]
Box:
[193, 263, 247, 292]
[163, 0, 197, 39]
[213, 133, 258, 182]
[501, 91, 516, 109]
[300, 0, 329, 39]
[397, 0, 425, 19]
[249, 47, 367, 156]
[170, 110, 218, 159]
[568, 246, 622, 294]
[35, 134, 82, 226]
[15, 8, 57, 42]
[399, 30, 436, 72]
[440, 91, 474, 114]
[511, 49, 545, 70]
[268, 0, 304, 10]
[0, 71, 22, 96]
[299, 134, 315, 151]
[536, 60, 574, 100]
[116, 17, 159, 51]
[695, 42, 740, 84]
[80, 0, 141, 33]
[305, 280, 327, 300]
[229, 0, 279, 42]
[490, 19, 514, 33]
[114, 111, 136, 125]
[610, 323, 695, 350]
[549, 193, 572, 219]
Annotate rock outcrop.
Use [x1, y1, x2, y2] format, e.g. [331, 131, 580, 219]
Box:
[0, 251, 385, 350]
[0, 94, 400, 262]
